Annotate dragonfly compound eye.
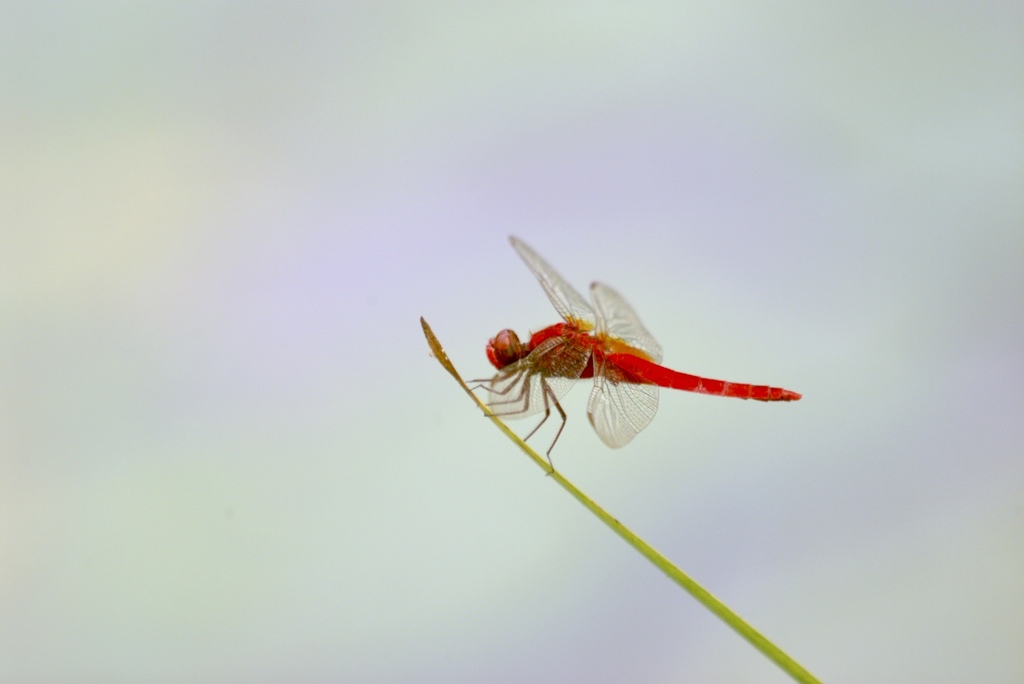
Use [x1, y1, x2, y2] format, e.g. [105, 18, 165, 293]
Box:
[486, 329, 524, 369]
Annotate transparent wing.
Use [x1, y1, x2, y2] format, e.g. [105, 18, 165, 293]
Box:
[510, 236, 595, 328]
[487, 335, 591, 420]
[587, 354, 660, 448]
[590, 282, 663, 363]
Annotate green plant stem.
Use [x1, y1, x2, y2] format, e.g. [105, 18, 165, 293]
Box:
[421, 317, 822, 684]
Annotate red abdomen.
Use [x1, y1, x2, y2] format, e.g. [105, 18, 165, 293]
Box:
[605, 353, 801, 402]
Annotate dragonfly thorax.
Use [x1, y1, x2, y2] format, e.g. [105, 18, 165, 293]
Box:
[486, 328, 527, 370]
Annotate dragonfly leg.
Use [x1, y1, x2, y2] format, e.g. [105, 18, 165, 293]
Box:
[520, 389, 549, 443]
[484, 370, 532, 414]
[520, 378, 563, 471]
[466, 374, 516, 396]
[474, 370, 565, 471]
[465, 379, 490, 393]
[545, 388, 567, 469]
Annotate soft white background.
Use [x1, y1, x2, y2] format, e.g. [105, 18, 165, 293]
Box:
[2, 3, 1021, 682]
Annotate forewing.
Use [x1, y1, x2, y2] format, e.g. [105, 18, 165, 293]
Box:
[590, 282, 663, 363]
[510, 236, 595, 327]
[487, 335, 590, 420]
[587, 355, 659, 448]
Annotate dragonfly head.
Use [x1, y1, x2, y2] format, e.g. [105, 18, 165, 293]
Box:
[486, 329, 526, 370]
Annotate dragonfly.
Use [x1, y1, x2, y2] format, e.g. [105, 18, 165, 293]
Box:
[483, 236, 801, 456]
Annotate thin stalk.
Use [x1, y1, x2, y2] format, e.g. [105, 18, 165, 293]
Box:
[421, 317, 822, 684]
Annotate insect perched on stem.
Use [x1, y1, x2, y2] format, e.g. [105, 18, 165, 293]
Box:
[480, 237, 801, 458]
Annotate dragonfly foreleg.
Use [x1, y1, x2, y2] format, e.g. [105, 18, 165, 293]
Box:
[481, 369, 533, 415]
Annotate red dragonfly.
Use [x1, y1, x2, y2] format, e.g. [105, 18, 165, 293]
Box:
[484, 237, 801, 455]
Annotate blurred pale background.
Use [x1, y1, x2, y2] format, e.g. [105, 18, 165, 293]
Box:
[1, 3, 1021, 682]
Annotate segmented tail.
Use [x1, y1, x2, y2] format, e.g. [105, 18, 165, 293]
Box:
[606, 353, 801, 402]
